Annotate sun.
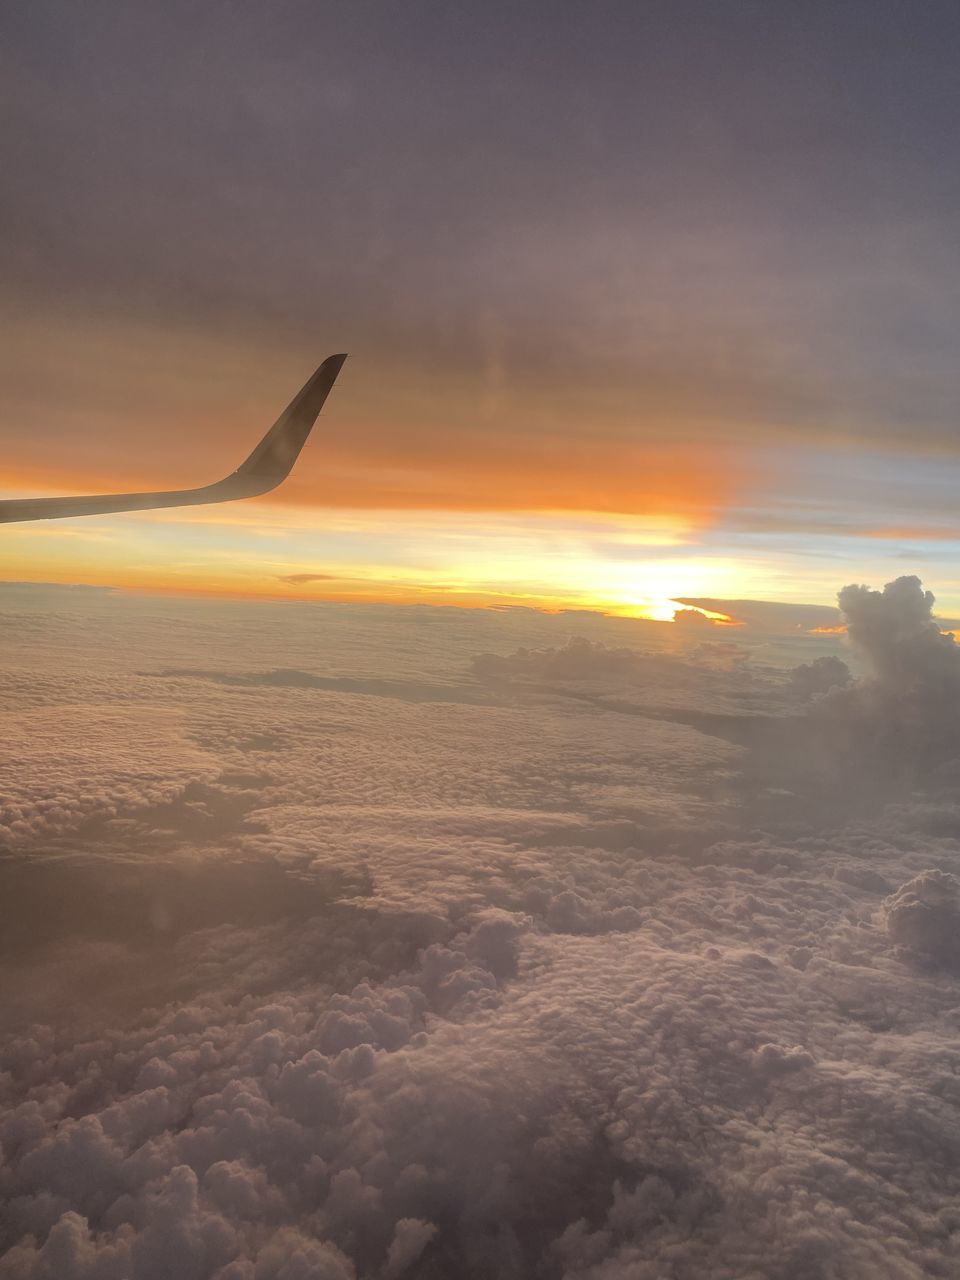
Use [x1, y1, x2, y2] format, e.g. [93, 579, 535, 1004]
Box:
[626, 597, 683, 623]
[609, 597, 737, 625]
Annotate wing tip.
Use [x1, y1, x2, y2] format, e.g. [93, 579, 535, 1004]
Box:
[0, 351, 351, 522]
[230, 351, 349, 490]
[312, 351, 348, 390]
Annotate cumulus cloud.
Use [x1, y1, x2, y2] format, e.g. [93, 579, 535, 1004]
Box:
[839, 575, 960, 695]
[808, 575, 960, 785]
[788, 654, 851, 700]
[382, 1219, 437, 1279]
[3, 585, 960, 1278]
[883, 869, 960, 964]
[0, 706, 221, 853]
[735, 576, 960, 812]
[752, 1041, 816, 1075]
[472, 637, 643, 684]
[670, 607, 719, 628]
[471, 635, 775, 722]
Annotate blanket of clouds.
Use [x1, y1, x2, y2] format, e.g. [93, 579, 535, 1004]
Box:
[2, 579, 960, 1278]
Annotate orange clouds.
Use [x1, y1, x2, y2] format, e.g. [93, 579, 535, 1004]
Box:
[276, 430, 743, 520]
[2, 419, 746, 527]
[0, 313, 753, 528]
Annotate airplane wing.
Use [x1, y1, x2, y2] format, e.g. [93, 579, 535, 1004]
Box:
[0, 352, 347, 524]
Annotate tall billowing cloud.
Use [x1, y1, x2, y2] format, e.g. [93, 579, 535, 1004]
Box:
[819, 576, 960, 783]
[839, 576, 960, 699]
[788, 654, 851, 701]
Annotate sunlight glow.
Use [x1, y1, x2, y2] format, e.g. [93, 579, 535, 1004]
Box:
[604, 599, 737, 624]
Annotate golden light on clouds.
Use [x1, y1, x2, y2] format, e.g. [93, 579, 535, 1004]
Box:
[7, 311, 960, 617]
[0, 308, 758, 529]
[0, 493, 754, 626]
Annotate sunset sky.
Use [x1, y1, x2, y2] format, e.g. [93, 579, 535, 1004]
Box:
[5, 0, 960, 616]
[9, 9, 960, 1276]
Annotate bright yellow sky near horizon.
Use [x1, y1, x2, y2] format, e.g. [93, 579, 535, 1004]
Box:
[8, 0, 960, 626]
[4, 481, 952, 626]
[7, 317, 960, 621]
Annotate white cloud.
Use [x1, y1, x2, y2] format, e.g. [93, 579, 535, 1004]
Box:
[1, 587, 960, 1277]
[815, 575, 960, 781]
[883, 869, 960, 964]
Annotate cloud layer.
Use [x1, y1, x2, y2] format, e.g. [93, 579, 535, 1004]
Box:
[2, 585, 959, 1277]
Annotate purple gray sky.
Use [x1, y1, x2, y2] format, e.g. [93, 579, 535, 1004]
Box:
[4, 1, 960, 612]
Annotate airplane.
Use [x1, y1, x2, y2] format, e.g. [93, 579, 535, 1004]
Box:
[0, 352, 346, 524]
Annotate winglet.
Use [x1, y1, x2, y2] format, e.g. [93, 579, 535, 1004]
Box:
[231, 352, 348, 495]
[0, 353, 347, 523]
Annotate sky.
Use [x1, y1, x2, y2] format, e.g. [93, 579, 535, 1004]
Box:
[5, 1, 960, 616]
[9, 10, 960, 1274]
